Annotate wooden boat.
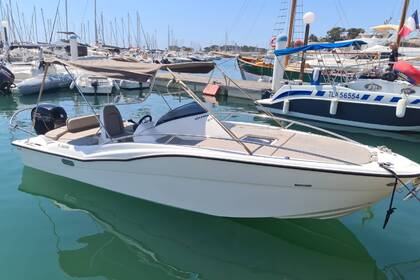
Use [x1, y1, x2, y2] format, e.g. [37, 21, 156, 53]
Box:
[237, 56, 273, 77]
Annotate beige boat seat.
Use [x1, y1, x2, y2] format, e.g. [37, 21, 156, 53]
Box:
[67, 114, 100, 132]
[45, 114, 101, 145]
[45, 126, 68, 140]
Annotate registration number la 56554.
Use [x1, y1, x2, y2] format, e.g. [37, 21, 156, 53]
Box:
[327, 92, 360, 99]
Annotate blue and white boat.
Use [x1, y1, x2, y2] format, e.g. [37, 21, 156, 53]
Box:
[257, 41, 420, 132]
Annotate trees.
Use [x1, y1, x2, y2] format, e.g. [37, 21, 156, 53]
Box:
[326, 27, 346, 42]
[309, 34, 319, 42]
[346, 28, 365, 39]
[324, 27, 365, 42]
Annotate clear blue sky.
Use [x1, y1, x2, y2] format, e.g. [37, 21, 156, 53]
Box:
[5, 0, 420, 48]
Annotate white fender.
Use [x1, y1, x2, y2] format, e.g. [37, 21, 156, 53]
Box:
[396, 98, 408, 118]
[282, 99, 290, 114]
[330, 98, 339, 115]
[69, 81, 75, 89]
[113, 79, 120, 91]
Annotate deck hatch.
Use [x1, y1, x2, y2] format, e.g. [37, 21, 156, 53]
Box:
[241, 135, 276, 145]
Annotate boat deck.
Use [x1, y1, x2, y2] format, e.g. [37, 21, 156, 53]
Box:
[45, 116, 372, 166]
[165, 124, 372, 165]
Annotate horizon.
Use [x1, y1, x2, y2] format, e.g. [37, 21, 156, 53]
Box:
[3, 0, 419, 49]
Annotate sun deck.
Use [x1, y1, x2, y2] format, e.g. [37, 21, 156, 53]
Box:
[44, 114, 372, 166]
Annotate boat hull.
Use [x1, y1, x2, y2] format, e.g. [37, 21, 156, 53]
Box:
[15, 145, 398, 219]
[259, 99, 420, 131]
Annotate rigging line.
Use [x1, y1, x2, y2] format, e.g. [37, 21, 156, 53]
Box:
[333, 0, 344, 28]
[242, 0, 267, 43]
[81, 0, 89, 23]
[49, 0, 61, 44]
[228, 0, 249, 35]
[337, 0, 350, 27]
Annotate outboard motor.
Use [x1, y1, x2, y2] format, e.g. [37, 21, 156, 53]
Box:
[0, 64, 15, 92]
[31, 104, 67, 135]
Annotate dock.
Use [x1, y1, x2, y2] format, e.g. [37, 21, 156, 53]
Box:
[155, 72, 271, 100]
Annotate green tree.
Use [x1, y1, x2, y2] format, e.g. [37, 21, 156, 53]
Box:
[346, 28, 365, 39]
[309, 34, 319, 42]
[326, 27, 346, 42]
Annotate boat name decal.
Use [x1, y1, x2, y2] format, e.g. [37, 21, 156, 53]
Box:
[196, 114, 209, 121]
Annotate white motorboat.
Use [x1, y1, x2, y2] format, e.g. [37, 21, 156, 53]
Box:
[10, 59, 420, 220]
[70, 74, 115, 95]
[118, 79, 151, 90]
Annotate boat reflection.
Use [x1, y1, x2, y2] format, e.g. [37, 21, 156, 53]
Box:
[19, 167, 387, 280]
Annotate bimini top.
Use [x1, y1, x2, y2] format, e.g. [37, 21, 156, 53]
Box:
[274, 40, 367, 57]
[46, 58, 215, 82]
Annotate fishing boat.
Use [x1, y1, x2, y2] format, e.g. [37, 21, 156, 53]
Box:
[10, 58, 420, 221]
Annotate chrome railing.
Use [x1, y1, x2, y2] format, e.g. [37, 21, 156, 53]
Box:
[216, 111, 359, 144]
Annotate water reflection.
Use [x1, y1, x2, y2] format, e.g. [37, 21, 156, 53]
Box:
[20, 167, 386, 280]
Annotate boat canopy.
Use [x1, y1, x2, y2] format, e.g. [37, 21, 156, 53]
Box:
[274, 40, 367, 57]
[45, 59, 215, 82]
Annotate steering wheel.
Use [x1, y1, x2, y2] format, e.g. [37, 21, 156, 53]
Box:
[129, 115, 153, 132]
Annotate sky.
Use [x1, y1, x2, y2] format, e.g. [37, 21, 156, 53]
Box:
[4, 0, 420, 49]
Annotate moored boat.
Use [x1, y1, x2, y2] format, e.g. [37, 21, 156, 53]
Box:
[10, 58, 420, 221]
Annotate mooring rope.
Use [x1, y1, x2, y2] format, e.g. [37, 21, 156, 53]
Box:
[379, 162, 420, 229]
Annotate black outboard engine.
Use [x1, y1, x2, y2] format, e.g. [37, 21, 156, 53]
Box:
[31, 104, 67, 135]
[0, 64, 15, 92]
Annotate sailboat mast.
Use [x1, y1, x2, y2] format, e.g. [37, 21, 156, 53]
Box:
[127, 13, 131, 48]
[396, 0, 410, 48]
[94, 0, 98, 44]
[284, 0, 297, 66]
[65, 0, 68, 38]
[101, 11, 104, 44]
[33, 6, 38, 42]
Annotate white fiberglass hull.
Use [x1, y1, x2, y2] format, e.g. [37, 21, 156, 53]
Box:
[14, 142, 409, 219]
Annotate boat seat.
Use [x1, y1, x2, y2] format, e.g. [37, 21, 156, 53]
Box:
[67, 114, 100, 132]
[101, 105, 126, 138]
[45, 114, 100, 141]
[45, 126, 68, 140]
[58, 127, 101, 145]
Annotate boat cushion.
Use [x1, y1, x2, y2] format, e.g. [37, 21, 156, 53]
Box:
[58, 127, 101, 145]
[67, 115, 100, 133]
[45, 126, 68, 140]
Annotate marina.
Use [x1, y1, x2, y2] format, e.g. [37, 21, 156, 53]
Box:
[0, 0, 420, 279]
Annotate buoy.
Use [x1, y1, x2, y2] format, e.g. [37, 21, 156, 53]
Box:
[330, 98, 338, 115]
[396, 98, 408, 118]
[282, 99, 290, 114]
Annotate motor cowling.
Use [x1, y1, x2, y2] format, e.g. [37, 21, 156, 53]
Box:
[31, 104, 67, 135]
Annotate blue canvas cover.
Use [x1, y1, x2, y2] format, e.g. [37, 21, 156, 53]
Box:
[274, 40, 367, 57]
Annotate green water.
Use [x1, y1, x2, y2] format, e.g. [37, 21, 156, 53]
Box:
[1, 90, 419, 280]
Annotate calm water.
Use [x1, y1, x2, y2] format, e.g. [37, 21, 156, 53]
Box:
[1, 68, 420, 279]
